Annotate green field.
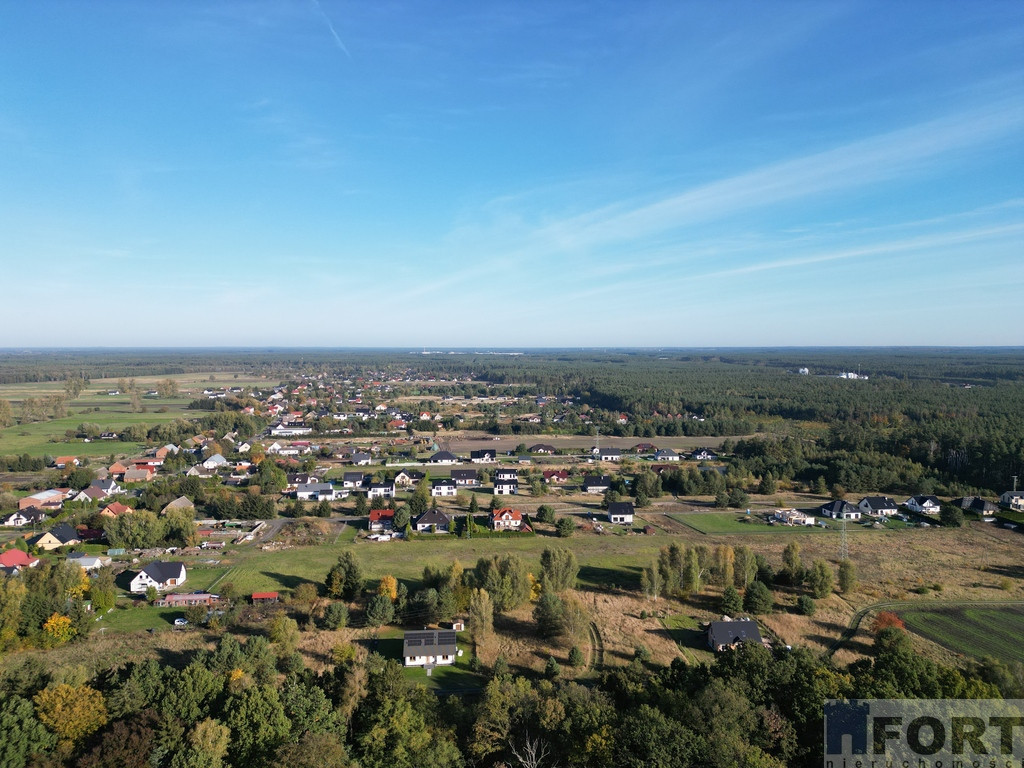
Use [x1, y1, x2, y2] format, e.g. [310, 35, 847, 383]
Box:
[898, 605, 1024, 665]
[0, 371, 268, 458]
[671, 512, 834, 535]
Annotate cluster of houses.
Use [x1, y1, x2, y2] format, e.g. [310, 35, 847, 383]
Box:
[771, 492, 1016, 527]
[367, 505, 531, 536]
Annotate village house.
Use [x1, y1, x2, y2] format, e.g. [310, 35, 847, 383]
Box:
[342, 472, 365, 489]
[413, 508, 451, 533]
[1000, 491, 1024, 511]
[905, 495, 941, 515]
[857, 496, 899, 517]
[952, 496, 998, 515]
[597, 448, 621, 462]
[28, 523, 81, 551]
[817, 500, 861, 520]
[429, 450, 459, 465]
[543, 469, 570, 484]
[690, 448, 719, 461]
[653, 448, 680, 462]
[607, 501, 635, 525]
[493, 478, 518, 495]
[393, 469, 423, 487]
[99, 501, 134, 518]
[368, 482, 396, 499]
[582, 475, 612, 494]
[431, 479, 458, 498]
[706, 618, 765, 652]
[451, 469, 479, 487]
[161, 496, 195, 516]
[295, 482, 344, 501]
[0, 549, 40, 570]
[402, 629, 457, 668]
[130, 561, 187, 593]
[470, 449, 496, 464]
[368, 508, 395, 532]
[1, 508, 48, 527]
[490, 507, 524, 531]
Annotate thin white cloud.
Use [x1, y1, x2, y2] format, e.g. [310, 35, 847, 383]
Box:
[310, 0, 352, 58]
[531, 96, 1024, 254]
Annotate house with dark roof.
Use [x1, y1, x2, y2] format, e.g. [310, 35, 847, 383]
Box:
[470, 449, 496, 464]
[130, 561, 187, 593]
[690, 448, 719, 461]
[393, 469, 424, 486]
[494, 467, 518, 481]
[543, 469, 569, 483]
[403, 629, 457, 667]
[413, 508, 451, 533]
[817, 500, 861, 520]
[597, 448, 621, 462]
[706, 618, 764, 652]
[1, 508, 48, 527]
[952, 496, 998, 515]
[1000, 491, 1024, 511]
[342, 472, 365, 489]
[653, 448, 680, 461]
[906, 495, 941, 515]
[451, 469, 479, 487]
[351, 452, 372, 466]
[493, 478, 518, 496]
[296, 482, 343, 501]
[431, 479, 458, 498]
[607, 501, 635, 525]
[857, 496, 899, 517]
[582, 475, 612, 494]
[429, 451, 459, 465]
[528, 444, 556, 454]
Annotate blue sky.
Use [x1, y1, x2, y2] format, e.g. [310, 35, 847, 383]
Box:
[1, 1, 1022, 347]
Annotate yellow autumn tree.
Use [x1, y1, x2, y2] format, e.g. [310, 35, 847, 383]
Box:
[42, 613, 75, 647]
[34, 683, 108, 746]
[377, 575, 398, 601]
[66, 567, 90, 600]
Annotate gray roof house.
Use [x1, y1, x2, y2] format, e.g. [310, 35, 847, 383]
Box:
[403, 629, 457, 667]
[413, 508, 451, 533]
[707, 618, 764, 651]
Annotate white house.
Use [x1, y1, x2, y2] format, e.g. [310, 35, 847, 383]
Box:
[653, 449, 680, 461]
[431, 479, 458, 497]
[608, 501, 635, 525]
[817, 500, 861, 520]
[906, 495, 941, 515]
[858, 496, 899, 517]
[368, 482, 395, 499]
[202, 454, 229, 470]
[1000, 491, 1024, 511]
[130, 561, 187, 593]
[493, 479, 518, 496]
[295, 483, 343, 501]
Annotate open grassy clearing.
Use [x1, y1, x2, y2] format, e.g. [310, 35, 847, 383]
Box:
[898, 606, 1024, 665]
[671, 512, 836, 535]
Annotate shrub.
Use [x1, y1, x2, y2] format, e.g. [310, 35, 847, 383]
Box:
[743, 581, 773, 614]
[568, 646, 585, 667]
[633, 644, 652, 663]
[544, 656, 561, 679]
[871, 611, 905, 633]
[796, 595, 816, 616]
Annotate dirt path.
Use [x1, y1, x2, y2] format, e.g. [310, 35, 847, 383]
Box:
[588, 621, 605, 671]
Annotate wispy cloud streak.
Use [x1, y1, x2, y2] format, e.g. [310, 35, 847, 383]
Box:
[311, 0, 351, 58]
[533, 97, 1024, 253]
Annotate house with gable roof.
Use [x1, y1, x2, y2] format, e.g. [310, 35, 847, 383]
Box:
[130, 561, 187, 593]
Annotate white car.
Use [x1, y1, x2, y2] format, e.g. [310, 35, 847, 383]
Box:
[173, 618, 188, 627]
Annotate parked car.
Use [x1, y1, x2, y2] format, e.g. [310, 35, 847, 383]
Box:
[173, 618, 188, 626]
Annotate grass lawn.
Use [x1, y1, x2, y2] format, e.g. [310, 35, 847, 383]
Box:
[671, 512, 839, 535]
[898, 605, 1024, 665]
[660, 613, 713, 665]
[98, 604, 189, 633]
